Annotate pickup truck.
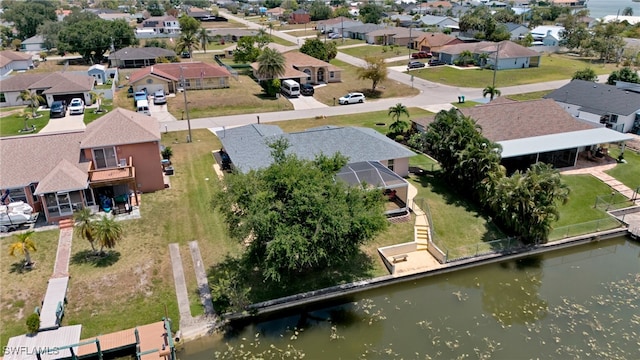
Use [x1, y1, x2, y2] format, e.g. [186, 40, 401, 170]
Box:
[133, 90, 147, 104]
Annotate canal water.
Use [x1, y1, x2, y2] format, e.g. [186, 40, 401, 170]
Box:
[182, 237, 639, 359]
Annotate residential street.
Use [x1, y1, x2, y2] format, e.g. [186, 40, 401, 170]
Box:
[155, 11, 612, 133]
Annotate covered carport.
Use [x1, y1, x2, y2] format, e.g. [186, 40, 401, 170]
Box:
[499, 127, 634, 173]
[336, 161, 409, 216]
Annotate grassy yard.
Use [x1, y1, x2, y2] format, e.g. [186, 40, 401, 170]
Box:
[605, 145, 640, 191]
[1, 230, 60, 349]
[409, 54, 619, 88]
[268, 36, 296, 46]
[167, 75, 293, 118]
[506, 90, 553, 101]
[286, 29, 319, 37]
[340, 44, 412, 60]
[334, 39, 365, 47]
[314, 59, 420, 106]
[83, 101, 114, 125]
[0, 110, 51, 137]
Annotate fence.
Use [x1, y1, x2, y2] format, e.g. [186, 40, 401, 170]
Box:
[214, 55, 239, 80]
[548, 217, 624, 241]
[594, 192, 636, 212]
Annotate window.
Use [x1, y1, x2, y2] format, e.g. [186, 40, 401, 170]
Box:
[30, 184, 38, 202]
[329, 71, 335, 78]
[92, 146, 118, 169]
[184, 79, 191, 88]
[387, 159, 394, 172]
[609, 114, 618, 123]
[0, 93, 5, 103]
[195, 79, 202, 88]
[4, 187, 27, 203]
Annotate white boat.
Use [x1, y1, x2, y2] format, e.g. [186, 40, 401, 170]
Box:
[0, 201, 38, 231]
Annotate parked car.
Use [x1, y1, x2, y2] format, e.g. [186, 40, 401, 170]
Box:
[49, 100, 66, 118]
[428, 59, 447, 66]
[411, 51, 433, 59]
[339, 92, 365, 105]
[300, 83, 315, 96]
[407, 61, 426, 69]
[181, 51, 191, 58]
[134, 91, 147, 105]
[153, 90, 167, 105]
[329, 33, 342, 39]
[68, 98, 85, 115]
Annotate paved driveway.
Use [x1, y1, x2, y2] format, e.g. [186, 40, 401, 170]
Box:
[287, 94, 329, 110]
[149, 94, 178, 122]
[39, 109, 85, 133]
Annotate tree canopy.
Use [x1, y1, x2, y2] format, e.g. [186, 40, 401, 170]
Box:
[309, 0, 332, 21]
[214, 139, 387, 282]
[0, 0, 56, 40]
[607, 66, 640, 85]
[58, 17, 136, 63]
[256, 47, 285, 80]
[299, 38, 337, 62]
[233, 36, 261, 63]
[359, 4, 384, 24]
[357, 56, 387, 92]
[572, 68, 597, 82]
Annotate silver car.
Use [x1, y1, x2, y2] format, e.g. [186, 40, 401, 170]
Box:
[153, 90, 167, 105]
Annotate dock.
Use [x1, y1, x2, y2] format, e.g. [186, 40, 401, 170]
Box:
[38, 277, 69, 331]
[77, 320, 175, 359]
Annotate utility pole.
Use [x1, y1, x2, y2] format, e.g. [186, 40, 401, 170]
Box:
[408, 25, 413, 61]
[180, 66, 192, 143]
[341, 16, 344, 44]
[492, 42, 500, 89]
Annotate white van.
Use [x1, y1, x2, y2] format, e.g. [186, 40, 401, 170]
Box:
[281, 79, 300, 98]
[136, 99, 151, 116]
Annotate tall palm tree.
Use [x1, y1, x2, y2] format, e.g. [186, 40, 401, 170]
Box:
[16, 90, 45, 117]
[89, 91, 106, 113]
[482, 85, 501, 101]
[256, 48, 285, 80]
[388, 103, 410, 134]
[176, 32, 200, 57]
[93, 215, 123, 254]
[197, 27, 211, 53]
[8, 231, 36, 266]
[74, 208, 97, 253]
[267, 22, 274, 40]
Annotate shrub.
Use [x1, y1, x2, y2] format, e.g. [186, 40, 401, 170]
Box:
[26, 313, 40, 334]
[395, 135, 405, 142]
[162, 146, 173, 160]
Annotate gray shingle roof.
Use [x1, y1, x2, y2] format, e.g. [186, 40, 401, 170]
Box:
[544, 79, 640, 116]
[217, 125, 415, 173]
[108, 46, 176, 61]
[82, 108, 160, 148]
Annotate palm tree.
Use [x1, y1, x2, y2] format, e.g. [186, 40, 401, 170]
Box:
[16, 90, 45, 117]
[267, 22, 274, 40]
[197, 27, 211, 53]
[256, 48, 285, 80]
[74, 208, 97, 253]
[8, 231, 36, 266]
[93, 215, 123, 254]
[388, 103, 410, 134]
[176, 32, 200, 57]
[458, 50, 474, 66]
[18, 110, 35, 132]
[89, 91, 106, 113]
[482, 85, 501, 101]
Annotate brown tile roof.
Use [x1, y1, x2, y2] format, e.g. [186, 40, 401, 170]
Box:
[81, 108, 160, 148]
[34, 159, 89, 194]
[0, 72, 94, 93]
[128, 62, 230, 84]
[0, 131, 86, 189]
[414, 32, 456, 47]
[0, 73, 50, 92]
[477, 40, 539, 58]
[284, 51, 341, 72]
[412, 99, 596, 142]
[0, 50, 32, 68]
[459, 99, 596, 141]
[438, 41, 494, 55]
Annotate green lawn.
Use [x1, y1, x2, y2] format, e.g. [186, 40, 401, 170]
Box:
[269, 36, 296, 46]
[334, 39, 365, 47]
[0, 110, 51, 137]
[340, 44, 412, 60]
[83, 102, 114, 125]
[409, 54, 618, 88]
[506, 90, 553, 101]
[605, 146, 640, 191]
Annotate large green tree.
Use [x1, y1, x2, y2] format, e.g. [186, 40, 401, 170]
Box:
[58, 18, 136, 63]
[309, 0, 332, 21]
[176, 31, 200, 56]
[179, 15, 200, 36]
[0, 0, 56, 40]
[300, 38, 336, 61]
[146, 0, 165, 16]
[359, 4, 384, 24]
[607, 66, 640, 85]
[110, 19, 138, 50]
[37, 21, 62, 51]
[214, 140, 387, 282]
[357, 56, 387, 92]
[233, 36, 261, 64]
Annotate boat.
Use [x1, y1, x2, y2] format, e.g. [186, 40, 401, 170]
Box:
[0, 201, 39, 232]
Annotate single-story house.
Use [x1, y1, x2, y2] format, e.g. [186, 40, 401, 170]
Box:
[503, 22, 530, 41]
[0, 108, 165, 224]
[437, 40, 541, 69]
[108, 46, 177, 68]
[366, 27, 419, 46]
[550, 0, 587, 8]
[206, 28, 257, 42]
[344, 24, 386, 40]
[251, 51, 342, 84]
[412, 32, 460, 53]
[412, 98, 633, 173]
[0, 71, 94, 108]
[266, 7, 285, 20]
[419, 15, 459, 30]
[544, 79, 640, 134]
[529, 25, 564, 46]
[316, 17, 362, 34]
[128, 62, 231, 94]
[290, 9, 311, 24]
[20, 35, 46, 52]
[97, 12, 133, 21]
[186, 6, 212, 19]
[88, 64, 118, 85]
[0, 50, 34, 76]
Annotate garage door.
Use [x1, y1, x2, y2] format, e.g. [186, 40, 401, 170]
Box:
[53, 93, 84, 106]
[136, 84, 166, 95]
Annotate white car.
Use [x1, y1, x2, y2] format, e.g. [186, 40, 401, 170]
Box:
[68, 98, 84, 115]
[338, 92, 365, 105]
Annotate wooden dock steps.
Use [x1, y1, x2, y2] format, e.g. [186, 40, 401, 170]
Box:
[58, 219, 74, 229]
[415, 224, 430, 251]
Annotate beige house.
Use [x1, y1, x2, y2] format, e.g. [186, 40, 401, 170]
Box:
[128, 62, 231, 94]
[0, 71, 94, 108]
[251, 51, 342, 84]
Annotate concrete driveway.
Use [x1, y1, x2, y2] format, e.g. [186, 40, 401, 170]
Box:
[39, 109, 85, 133]
[149, 94, 178, 122]
[287, 94, 329, 110]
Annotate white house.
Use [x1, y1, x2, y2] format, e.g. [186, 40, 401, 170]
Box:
[544, 80, 640, 134]
[419, 15, 459, 30]
[0, 72, 94, 108]
[137, 16, 180, 37]
[530, 25, 564, 46]
[0, 50, 34, 76]
[20, 35, 46, 52]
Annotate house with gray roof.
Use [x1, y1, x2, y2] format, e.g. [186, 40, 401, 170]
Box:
[0, 50, 34, 76]
[419, 15, 459, 30]
[20, 35, 46, 52]
[544, 79, 640, 134]
[343, 24, 386, 40]
[0, 108, 165, 224]
[502, 22, 529, 41]
[0, 71, 94, 108]
[216, 124, 415, 176]
[108, 46, 177, 68]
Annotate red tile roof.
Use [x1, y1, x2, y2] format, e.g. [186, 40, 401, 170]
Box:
[128, 62, 230, 84]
